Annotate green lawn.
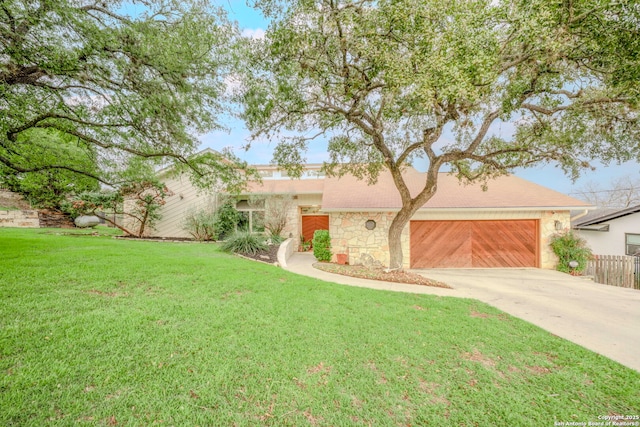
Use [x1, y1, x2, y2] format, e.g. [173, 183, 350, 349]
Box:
[1, 228, 638, 426]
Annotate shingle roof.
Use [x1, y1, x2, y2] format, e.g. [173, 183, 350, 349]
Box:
[244, 178, 324, 195]
[573, 204, 640, 227]
[320, 169, 591, 211]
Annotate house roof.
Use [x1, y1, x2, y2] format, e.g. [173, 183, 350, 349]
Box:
[573, 204, 640, 227]
[320, 169, 591, 211]
[244, 178, 325, 195]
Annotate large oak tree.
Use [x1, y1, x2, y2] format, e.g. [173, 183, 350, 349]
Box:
[1, 0, 248, 195]
[241, 0, 640, 269]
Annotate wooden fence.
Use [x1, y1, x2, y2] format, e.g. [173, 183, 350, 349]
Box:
[586, 255, 640, 289]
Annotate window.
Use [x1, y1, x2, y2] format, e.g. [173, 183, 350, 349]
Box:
[626, 233, 640, 256]
[236, 199, 265, 233]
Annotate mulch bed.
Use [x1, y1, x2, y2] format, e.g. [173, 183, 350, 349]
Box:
[236, 244, 280, 264]
[313, 262, 451, 289]
[115, 236, 200, 242]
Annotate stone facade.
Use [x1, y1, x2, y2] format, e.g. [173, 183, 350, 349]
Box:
[539, 210, 571, 269]
[329, 209, 570, 269]
[329, 211, 405, 267]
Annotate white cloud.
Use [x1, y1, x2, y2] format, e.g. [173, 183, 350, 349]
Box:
[241, 28, 266, 39]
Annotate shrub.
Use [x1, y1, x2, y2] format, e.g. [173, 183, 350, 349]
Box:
[221, 231, 267, 255]
[183, 207, 217, 241]
[214, 200, 240, 240]
[68, 180, 172, 237]
[312, 229, 332, 262]
[268, 234, 285, 245]
[550, 231, 592, 274]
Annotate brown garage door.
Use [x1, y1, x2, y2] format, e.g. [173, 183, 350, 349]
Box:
[410, 220, 539, 268]
[301, 215, 329, 246]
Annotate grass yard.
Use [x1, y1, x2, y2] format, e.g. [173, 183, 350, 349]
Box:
[1, 228, 638, 426]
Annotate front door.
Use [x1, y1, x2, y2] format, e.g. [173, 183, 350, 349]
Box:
[301, 215, 329, 247]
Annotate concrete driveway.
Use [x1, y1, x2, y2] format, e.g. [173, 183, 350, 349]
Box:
[413, 268, 640, 372]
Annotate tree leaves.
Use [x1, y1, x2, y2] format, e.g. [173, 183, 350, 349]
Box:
[1, 0, 244, 191]
[240, 0, 640, 268]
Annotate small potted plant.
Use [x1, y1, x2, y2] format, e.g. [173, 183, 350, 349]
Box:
[299, 236, 311, 252]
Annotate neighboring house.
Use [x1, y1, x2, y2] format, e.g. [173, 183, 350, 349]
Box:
[149, 162, 591, 270]
[573, 205, 640, 256]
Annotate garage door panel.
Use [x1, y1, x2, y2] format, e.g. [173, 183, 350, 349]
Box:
[410, 221, 473, 268]
[411, 220, 538, 268]
[471, 221, 537, 268]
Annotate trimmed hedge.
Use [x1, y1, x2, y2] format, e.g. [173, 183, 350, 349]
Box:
[313, 229, 332, 262]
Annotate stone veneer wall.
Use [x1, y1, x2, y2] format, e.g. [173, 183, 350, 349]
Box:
[0, 210, 40, 228]
[539, 210, 570, 269]
[330, 212, 403, 267]
[330, 210, 570, 269]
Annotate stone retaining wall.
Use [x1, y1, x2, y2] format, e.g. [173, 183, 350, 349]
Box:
[0, 210, 40, 228]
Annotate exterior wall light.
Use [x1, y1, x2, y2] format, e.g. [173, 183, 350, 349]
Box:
[365, 220, 376, 230]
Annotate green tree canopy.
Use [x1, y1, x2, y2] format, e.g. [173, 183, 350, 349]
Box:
[1, 0, 248, 194]
[0, 128, 99, 208]
[241, 0, 640, 269]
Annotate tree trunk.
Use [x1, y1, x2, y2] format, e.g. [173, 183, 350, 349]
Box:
[95, 212, 136, 236]
[387, 166, 440, 271]
[387, 206, 414, 270]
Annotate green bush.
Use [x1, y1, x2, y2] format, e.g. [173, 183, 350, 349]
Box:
[221, 231, 267, 255]
[214, 200, 240, 240]
[183, 207, 217, 241]
[550, 231, 592, 274]
[312, 229, 332, 262]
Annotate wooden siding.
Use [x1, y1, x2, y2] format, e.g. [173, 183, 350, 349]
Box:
[410, 220, 539, 268]
[148, 174, 219, 238]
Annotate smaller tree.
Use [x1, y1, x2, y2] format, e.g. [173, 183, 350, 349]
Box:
[263, 194, 294, 239]
[214, 198, 241, 240]
[69, 180, 172, 237]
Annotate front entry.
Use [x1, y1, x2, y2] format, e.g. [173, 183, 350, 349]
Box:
[301, 215, 329, 246]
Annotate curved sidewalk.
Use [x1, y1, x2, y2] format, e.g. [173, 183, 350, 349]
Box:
[282, 252, 460, 297]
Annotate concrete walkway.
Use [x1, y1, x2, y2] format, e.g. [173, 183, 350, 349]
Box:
[284, 252, 457, 297]
[283, 252, 640, 372]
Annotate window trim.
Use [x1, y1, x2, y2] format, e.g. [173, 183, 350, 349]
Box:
[236, 199, 265, 233]
[625, 233, 640, 256]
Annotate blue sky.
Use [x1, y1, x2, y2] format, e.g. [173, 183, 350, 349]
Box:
[201, 1, 640, 198]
